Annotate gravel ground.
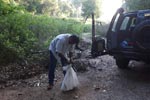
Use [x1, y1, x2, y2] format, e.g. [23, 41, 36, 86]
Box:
[1, 34, 150, 100]
[1, 54, 150, 100]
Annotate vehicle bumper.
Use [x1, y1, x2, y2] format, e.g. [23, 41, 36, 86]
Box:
[110, 50, 150, 61]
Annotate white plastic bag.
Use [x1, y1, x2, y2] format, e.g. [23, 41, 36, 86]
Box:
[61, 65, 79, 91]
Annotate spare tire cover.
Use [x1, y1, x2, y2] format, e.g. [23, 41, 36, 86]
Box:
[132, 20, 150, 50]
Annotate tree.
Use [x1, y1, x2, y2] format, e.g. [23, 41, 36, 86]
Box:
[125, 0, 150, 11]
[82, 0, 95, 22]
[81, 0, 101, 22]
[18, 0, 59, 15]
[19, 0, 42, 13]
[71, 0, 82, 18]
[82, 0, 95, 17]
[58, 1, 74, 17]
[94, 0, 102, 18]
[0, 0, 24, 15]
[39, 0, 59, 16]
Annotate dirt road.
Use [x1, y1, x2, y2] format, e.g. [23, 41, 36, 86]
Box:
[1, 54, 150, 100]
[1, 34, 150, 100]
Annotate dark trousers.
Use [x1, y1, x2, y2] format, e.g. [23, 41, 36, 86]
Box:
[48, 51, 66, 85]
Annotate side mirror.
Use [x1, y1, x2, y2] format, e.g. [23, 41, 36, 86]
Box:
[91, 37, 106, 57]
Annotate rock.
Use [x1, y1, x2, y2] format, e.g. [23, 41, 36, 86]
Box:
[37, 82, 40, 87]
[74, 50, 82, 59]
[102, 90, 106, 92]
[95, 87, 100, 91]
[74, 95, 79, 99]
[93, 85, 100, 91]
[18, 93, 23, 95]
[98, 68, 102, 71]
[50, 98, 54, 100]
[0, 85, 5, 89]
[54, 79, 57, 82]
[73, 59, 89, 72]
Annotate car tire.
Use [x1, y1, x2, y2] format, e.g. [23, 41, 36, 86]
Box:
[132, 20, 150, 51]
[115, 57, 129, 69]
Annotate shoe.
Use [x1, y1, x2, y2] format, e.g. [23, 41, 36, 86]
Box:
[47, 84, 53, 90]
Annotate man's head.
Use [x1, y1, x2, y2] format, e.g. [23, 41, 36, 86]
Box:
[69, 34, 79, 44]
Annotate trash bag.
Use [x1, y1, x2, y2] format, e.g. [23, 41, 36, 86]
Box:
[61, 64, 79, 91]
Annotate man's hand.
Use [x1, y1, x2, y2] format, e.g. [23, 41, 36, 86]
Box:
[69, 52, 75, 64]
[69, 58, 74, 64]
[75, 44, 84, 51]
[57, 52, 70, 66]
[69, 52, 73, 58]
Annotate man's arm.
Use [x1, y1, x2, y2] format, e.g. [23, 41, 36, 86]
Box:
[75, 44, 83, 51]
[68, 52, 74, 63]
[57, 52, 69, 66]
[56, 39, 69, 66]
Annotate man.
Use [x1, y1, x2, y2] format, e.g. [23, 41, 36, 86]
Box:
[48, 33, 81, 90]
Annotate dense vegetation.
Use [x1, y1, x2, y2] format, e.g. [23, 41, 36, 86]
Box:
[125, 0, 150, 11]
[0, 0, 90, 65]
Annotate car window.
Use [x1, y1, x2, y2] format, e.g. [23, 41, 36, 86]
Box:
[130, 17, 136, 27]
[112, 13, 120, 32]
[120, 17, 130, 30]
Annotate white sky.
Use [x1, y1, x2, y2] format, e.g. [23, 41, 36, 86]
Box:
[60, 0, 123, 22]
[100, 0, 123, 22]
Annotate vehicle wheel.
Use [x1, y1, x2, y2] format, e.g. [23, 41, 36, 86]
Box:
[145, 61, 150, 64]
[115, 58, 129, 69]
[132, 20, 150, 51]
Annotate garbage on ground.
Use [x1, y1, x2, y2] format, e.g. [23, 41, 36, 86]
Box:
[61, 64, 79, 91]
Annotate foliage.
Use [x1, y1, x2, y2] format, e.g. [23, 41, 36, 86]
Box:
[17, 0, 59, 15]
[82, 0, 95, 18]
[0, 0, 91, 65]
[58, 1, 74, 17]
[14, 0, 102, 18]
[0, 0, 24, 15]
[17, 0, 80, 17]
[82, 0, 102, 18]
[0, 12, 88, 64]
[94, 0, 102, 18]
[0, 43, 19, 64]
[125, 0, 150, 11]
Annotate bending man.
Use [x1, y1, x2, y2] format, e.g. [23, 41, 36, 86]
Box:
[48, 34, 81, 90]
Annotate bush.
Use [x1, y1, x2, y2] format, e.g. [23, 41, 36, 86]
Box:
[0, 12, 88, 65]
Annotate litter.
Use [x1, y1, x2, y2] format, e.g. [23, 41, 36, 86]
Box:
[61, 64, 79, 91]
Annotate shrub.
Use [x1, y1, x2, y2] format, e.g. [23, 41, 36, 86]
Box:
[0, 13, 88, 64]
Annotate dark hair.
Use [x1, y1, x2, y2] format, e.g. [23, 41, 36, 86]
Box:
[70, 35, 79, 44]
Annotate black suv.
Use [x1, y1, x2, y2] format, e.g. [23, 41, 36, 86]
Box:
[92, 8, 150, 68]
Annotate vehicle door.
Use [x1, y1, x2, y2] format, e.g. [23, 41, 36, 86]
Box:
[106, 12, 122, 51]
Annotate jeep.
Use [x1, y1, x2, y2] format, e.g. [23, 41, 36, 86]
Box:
[91, 8, 150, 69]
